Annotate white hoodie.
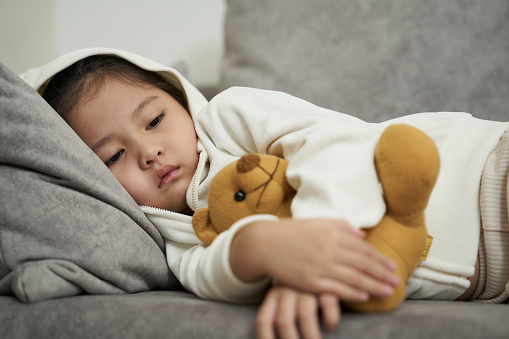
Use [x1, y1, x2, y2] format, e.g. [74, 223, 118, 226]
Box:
[21, 47, 509, 302]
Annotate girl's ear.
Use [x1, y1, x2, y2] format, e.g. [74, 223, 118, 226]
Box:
[191, 208, 218, 246]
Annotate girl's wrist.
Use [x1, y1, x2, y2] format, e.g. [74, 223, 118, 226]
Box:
[229, 220, 272, 283]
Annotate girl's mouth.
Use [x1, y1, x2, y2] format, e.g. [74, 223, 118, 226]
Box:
[158, 166, 179, 189]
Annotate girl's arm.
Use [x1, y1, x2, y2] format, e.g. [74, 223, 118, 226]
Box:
[230, 218, 398, 301]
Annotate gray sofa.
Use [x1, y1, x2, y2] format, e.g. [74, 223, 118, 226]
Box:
[1, 1, 509, 338]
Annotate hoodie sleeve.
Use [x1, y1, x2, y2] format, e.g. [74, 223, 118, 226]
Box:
[174, 215, 275, 303]
[141, 205, 274, 303]
[195, 87, 386, 229]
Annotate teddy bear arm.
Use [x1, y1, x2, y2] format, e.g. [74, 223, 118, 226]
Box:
[192, 208, 220, 247]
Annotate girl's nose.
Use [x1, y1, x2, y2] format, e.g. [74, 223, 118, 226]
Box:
[140, 143, 163, 168]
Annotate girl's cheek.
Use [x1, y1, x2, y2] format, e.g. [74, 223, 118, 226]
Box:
[113, 167, 139, 195]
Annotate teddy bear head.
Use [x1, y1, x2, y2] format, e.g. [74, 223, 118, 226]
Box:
[192, 154, 295, 246]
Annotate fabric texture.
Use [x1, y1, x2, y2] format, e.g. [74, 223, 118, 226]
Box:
[2, 292, 509, 339]
[0, 62, 177, 303]
[220, 0, 509, 122]
[475, 129, 509, 303]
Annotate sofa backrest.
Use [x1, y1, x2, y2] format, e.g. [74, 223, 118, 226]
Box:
[220, 0, 509, 122]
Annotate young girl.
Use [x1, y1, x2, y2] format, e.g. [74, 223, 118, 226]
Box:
[22, 47, 509, 339]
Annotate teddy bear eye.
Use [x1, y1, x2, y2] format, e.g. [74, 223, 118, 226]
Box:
[234, 190, 246, 202]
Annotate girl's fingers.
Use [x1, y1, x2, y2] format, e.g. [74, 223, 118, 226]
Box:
[319, 294, 341, 332]
[276, 289, 300, 339]
[310, 277, 369, 302]
[256, 289, 279, 339]
[257, 285, 340, 339]
[337, 232, 397, 272]
[332, 250, 399, 288]
[297, 294, 321, 339]
[320, 265, 395, 300]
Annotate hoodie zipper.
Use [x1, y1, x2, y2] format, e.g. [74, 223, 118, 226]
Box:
[190, 150, 207, 211]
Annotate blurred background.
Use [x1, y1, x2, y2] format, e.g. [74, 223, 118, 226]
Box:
[0, 0, 226, 86]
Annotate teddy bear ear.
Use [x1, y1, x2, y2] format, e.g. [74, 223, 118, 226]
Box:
[192, 208, 219, 247]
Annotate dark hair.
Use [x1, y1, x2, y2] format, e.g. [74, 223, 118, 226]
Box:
[42, 55, 189, 122]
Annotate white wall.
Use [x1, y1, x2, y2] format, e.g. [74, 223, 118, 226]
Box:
[0, 0, 226, 85]
[0, 0, 57, 75]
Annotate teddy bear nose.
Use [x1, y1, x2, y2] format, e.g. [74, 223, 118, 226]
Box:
[237, 154, 261, 173]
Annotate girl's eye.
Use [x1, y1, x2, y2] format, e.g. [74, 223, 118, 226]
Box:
[105, 150, 123, 167]
[147, 114, 165, 130]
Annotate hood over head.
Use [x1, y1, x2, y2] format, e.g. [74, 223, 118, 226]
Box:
[20, 47, 208, 120]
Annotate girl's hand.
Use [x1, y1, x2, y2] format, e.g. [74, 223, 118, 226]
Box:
[230, 218, 398, 302]
[257, 284, 340, 339]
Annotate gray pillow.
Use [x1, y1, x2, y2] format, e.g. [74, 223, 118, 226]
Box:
[220, 0, 509, 122]
[0, 62, 177, 302]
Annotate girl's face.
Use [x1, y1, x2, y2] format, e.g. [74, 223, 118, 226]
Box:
[70, 78, 199, 214]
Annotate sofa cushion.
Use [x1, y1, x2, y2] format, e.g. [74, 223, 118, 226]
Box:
[0, 62, 177, 302]
[1, 292, 509, 339]
[220, 0, 509, 122]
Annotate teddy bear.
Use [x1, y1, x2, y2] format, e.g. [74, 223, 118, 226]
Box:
[192, 123, 440, 312]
